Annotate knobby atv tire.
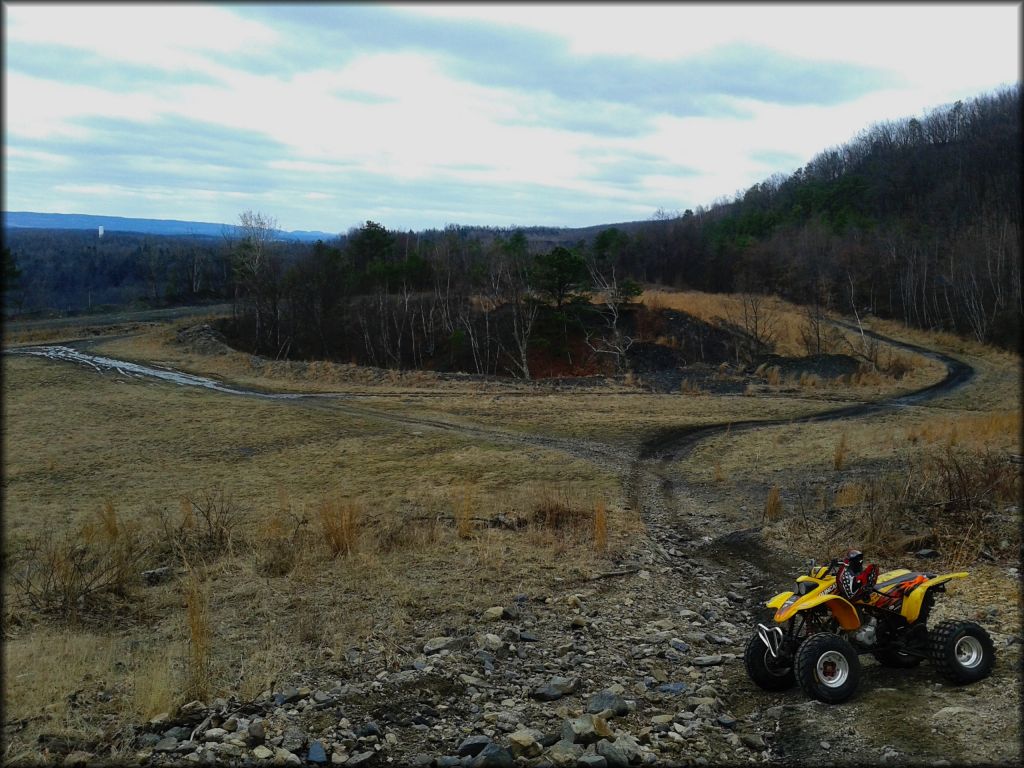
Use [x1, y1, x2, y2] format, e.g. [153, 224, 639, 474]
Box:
[744, 631, 795, 691]
[795, 632, 861, 704]
[928, 620, 995, 684]
[873, 648, 923, 668]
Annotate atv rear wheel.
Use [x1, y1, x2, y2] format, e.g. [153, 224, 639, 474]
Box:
[928, 620, 995, 684]
[744, 631, 795, 691]
[872, 648, 923, 668]
[795, 633, 861, 704]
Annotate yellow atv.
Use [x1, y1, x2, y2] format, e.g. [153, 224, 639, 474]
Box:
[744, 557, 996, 703]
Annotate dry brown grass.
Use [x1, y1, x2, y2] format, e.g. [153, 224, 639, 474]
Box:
[453, 486, 476, 539]
[183, 566, 213, 701]
[642, 288, 809, 356]
[593, 501, 608, 552]
[834, 482, 865, 507]
[763, 485, 783, 522]
[318, 499, 361, 557]
[905, 410, 1021, 450]
[834, 432, 849, 470]
[679, 378, 706, 395]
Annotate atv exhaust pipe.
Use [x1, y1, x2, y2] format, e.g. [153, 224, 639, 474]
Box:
[757, 623, 784, 658]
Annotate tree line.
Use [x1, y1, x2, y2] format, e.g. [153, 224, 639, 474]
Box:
[4, 85, 1018, 358]
[227, 213, 641, 378]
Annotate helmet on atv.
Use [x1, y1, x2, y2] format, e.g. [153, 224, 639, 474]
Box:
[836, 549, 878, 602]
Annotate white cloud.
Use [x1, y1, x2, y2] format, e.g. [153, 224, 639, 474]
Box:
[4, 4, 1019, 230]
[6, 4, 276, 71]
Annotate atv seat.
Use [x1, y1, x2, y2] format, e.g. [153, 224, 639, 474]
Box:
[874, 571, 936, 594]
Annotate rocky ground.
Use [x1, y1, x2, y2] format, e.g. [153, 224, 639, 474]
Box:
[67, 532, 1020, 768]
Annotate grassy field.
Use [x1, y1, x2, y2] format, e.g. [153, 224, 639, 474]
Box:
[2, 292, 1019, 763]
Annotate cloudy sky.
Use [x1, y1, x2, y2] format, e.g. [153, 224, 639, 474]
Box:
[4, 3, 1020, 233]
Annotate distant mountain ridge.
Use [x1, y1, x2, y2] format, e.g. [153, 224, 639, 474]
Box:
[3, 211, 338, 242]
[3, 211, 651, 246]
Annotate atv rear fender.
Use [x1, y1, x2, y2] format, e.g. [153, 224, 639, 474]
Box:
[901, 572, 968, 622]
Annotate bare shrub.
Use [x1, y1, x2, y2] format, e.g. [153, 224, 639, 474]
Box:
[839, 448, 1020, 564]
[762, 366, 782, 385]
[254, 505, 308, 577]
[156, 488, 246, 563]
[13, 505, 147, 623]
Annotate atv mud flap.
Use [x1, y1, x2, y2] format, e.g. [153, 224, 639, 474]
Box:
[757, 623, 784, 658]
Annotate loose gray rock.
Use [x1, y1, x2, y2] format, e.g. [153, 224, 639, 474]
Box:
[307, 740, 327, 764]
[561, 714, 613, 745]
[611, 735, 641, 764]
[357, 722, 382, 739]
[281, 727, 306, 752]
[586, 691, 629, 717]
[247, 720, 266, 746]
[507, 729, 543, 759]
[546, 739, 583, 767]
[458, 735, 492, 758]
[740, 732, 766, 750]
[424, 636, 464, 655]
[347, 752, 376, 767]
[596, 739, 630, 768]
[153, 737, 179, 753]
[579, 755, 608, 768]
[692, 655, 723, 667]
[532, 676, 578, 701]
[471, 742, 516, 768]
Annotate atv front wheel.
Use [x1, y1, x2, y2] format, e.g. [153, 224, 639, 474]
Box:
[928, 621, 995, 684]
[795, 633, 861, 704]
[744, 631, 795, 691]
[872, 648, 923, 668]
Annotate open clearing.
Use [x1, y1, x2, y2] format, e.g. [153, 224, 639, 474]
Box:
[2, 295, 1020, 767]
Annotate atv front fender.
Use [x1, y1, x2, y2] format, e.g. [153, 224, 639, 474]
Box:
[766, 591, 795, 610]
[774, 593, 861, 630]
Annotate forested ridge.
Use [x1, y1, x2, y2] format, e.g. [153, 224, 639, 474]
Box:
[627, 84, 1021, 347]
[4, 85, 1019, 367]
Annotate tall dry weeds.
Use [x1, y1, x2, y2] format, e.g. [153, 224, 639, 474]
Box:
[183, 565, 213, 702]
[318, 499, 361, 557]
[763, 485, 783, 522]
[833, 432, 849, 470]
[593, 501, 608, 552]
